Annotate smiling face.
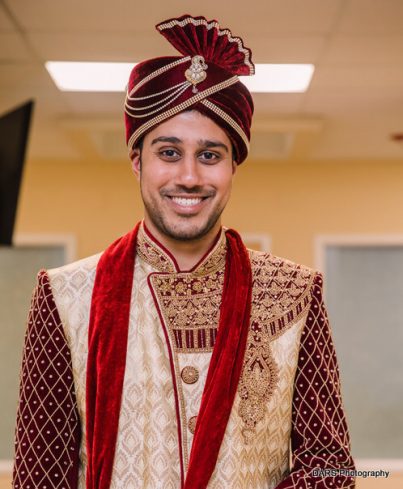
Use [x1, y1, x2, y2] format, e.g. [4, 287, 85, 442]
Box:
[131, 110, 236, 243]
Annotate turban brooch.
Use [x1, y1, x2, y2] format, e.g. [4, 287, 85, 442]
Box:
[124, 14, 255, 164]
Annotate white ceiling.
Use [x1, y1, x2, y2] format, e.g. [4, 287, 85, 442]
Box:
[0, 0, 403, 161]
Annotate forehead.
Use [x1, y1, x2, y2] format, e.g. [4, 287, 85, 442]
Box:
[143, 110, 231, 146]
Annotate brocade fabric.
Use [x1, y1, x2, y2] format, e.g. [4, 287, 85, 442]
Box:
[13, 224, 355, 488]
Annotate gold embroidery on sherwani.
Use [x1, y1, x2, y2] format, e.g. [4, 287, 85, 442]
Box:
[137, 224, 176, 272]
[48, 225, 319, 489]
[208, 322, 304, 489]
[148, 229, 227, 354]
[237, 250, 315, 443]
[150, 271, 224, 352]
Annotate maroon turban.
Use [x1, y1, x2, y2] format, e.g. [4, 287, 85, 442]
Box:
[124, 14, 255, 164]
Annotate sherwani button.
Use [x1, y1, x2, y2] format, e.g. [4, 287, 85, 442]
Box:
[181, 366, 199, 384]
[188, 416, 197, 434]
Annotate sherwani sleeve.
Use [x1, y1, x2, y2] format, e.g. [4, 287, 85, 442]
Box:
[276, 272, 356, 489]
[13, 270, 81, 489]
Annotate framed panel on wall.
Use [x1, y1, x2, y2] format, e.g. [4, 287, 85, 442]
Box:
[315, 235, 403, 472]
[0, 234, 75, 472]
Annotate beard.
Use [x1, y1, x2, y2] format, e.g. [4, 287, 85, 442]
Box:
[140, 185, 225, 242]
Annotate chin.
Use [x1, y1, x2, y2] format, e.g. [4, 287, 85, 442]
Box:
[164, 223, 214, 241]
[159, 214, 221, 242]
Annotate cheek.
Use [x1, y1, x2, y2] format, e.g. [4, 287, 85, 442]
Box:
[141, 163, 171, 188]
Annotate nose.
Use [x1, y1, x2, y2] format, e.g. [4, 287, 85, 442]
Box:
[176, 155, 202, 188]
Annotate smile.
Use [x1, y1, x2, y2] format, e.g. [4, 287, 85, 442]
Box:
[170, 197, 204, 206]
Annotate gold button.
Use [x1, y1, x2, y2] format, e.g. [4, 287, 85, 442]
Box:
[188, 416, 197, 434]
[181, 366, 199, 384]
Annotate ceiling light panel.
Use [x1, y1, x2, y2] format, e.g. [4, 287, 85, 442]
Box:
[45, 61, 133, 92]
[45, 61, 315, 93]
[240, 64, 315, 93]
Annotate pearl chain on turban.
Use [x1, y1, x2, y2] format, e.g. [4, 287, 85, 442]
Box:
[124, 14, 255, 164]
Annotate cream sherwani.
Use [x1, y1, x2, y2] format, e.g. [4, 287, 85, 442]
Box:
[13, 223, 355, 489]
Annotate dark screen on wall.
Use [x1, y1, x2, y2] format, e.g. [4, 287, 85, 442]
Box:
[0, 100, 34, 245]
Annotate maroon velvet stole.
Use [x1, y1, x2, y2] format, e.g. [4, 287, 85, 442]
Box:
[85, 223, 252, 489]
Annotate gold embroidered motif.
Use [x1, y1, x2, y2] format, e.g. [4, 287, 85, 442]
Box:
[238, 328, 279, 444]
[137, 224, 176, 272]
[193, 236, 226, 276]
[142, 225, 227, 353]
[151, 270, 224, 353]
[238, 250, 315, 442]
[139, 225, 316, 447]
[249, 251, 314, 339]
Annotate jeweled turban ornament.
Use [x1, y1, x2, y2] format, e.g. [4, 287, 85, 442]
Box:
[124, 14, 255, 164]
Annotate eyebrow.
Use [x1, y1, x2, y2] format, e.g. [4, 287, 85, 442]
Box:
[198, 139, 229, 153]
[151, 136, 229, 153]
[151, 136, 181, 145]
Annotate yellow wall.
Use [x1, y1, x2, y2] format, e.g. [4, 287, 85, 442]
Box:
[15, 156, 403, 268]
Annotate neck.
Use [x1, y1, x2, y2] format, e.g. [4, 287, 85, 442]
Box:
[143, 218, 222, 271]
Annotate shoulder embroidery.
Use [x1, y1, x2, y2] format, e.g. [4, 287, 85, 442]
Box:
[249, 251, 314, 333]
[238, 251, 315, 442]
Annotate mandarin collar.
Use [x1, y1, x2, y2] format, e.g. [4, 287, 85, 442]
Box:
[136, 221, 227, 275]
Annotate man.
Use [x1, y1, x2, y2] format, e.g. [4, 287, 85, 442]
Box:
[13, 14, 355, 489]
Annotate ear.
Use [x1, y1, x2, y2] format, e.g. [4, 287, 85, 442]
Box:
[231, 159, 237, 175]
[130, 148, 141, 181]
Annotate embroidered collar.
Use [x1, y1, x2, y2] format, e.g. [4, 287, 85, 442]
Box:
[136, 221, 227, 275]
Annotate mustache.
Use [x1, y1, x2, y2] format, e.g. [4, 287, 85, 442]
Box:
[160, 186, 216, 197]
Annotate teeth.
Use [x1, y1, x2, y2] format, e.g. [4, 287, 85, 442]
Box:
[171, 197, 203, 206]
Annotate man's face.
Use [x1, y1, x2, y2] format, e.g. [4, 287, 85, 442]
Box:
[131, 110, 236, 242]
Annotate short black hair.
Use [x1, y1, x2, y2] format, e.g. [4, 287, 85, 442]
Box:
[135, 137, 144, 152]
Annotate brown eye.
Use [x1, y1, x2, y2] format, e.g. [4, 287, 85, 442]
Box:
[159, 148, 180, 160]
[199, 151, 219, 163]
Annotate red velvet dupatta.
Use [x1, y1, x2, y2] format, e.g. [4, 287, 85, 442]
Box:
[85, 223, 252, 489]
